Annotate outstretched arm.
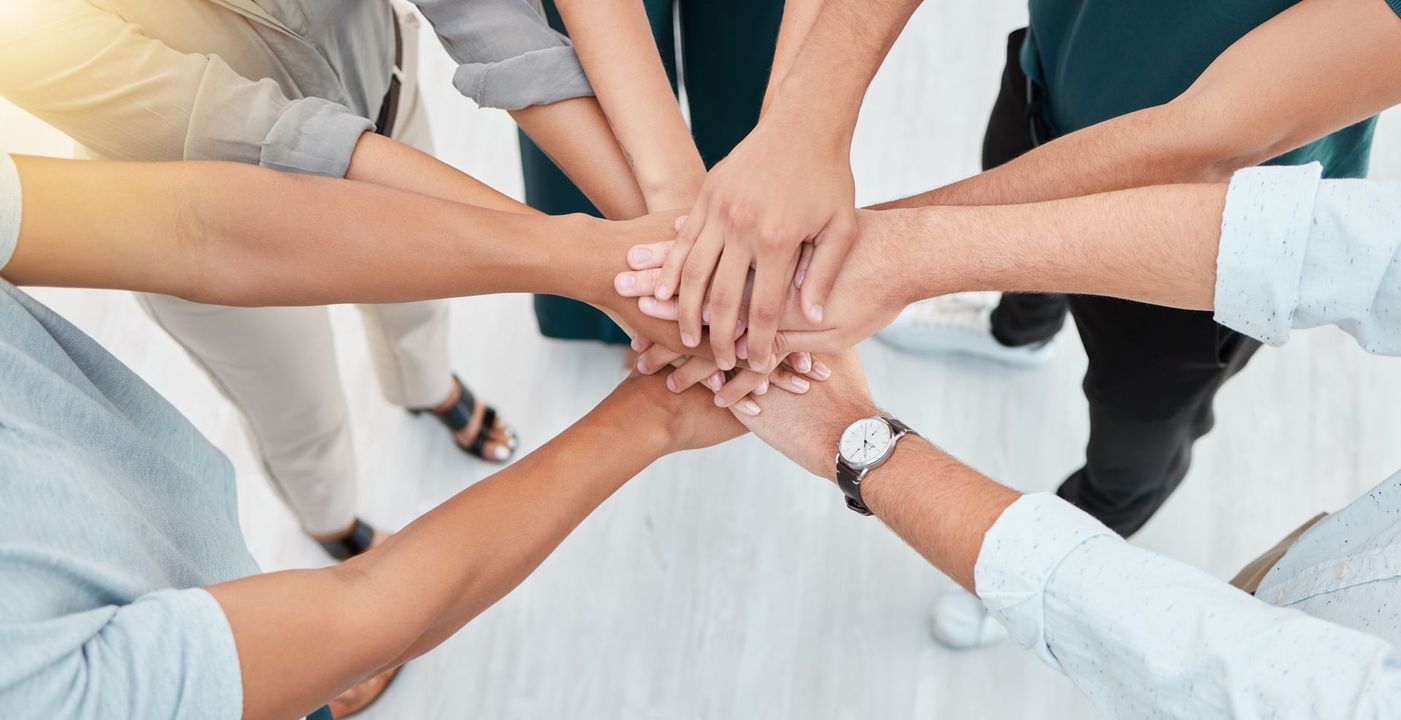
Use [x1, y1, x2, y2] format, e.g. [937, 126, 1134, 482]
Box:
[735, 350, 1401, 720]
[555, 0, 706, 212]
[880, 0, 1401, 209]
[210, 376, 740, 720]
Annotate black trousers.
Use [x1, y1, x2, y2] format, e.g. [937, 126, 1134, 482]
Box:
[985, 29, 1261, 536]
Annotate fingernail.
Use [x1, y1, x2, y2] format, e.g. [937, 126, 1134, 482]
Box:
[796, 355, 812, 373]
[617, 274, 636, 290]
[702, 306, 711, 323]
[674, 215, 688, 232]
[795, 269, 806, 288]
[656, 285, 670, 300]
[812, 361, 832, 380]
[631, 247, 652, 265]
[636, 359, 649, 374]
[640, 296, 657, 311]
[717, 356, 735, 372]
[666, 375, 678, 392]
[810, 305, 824, 323]
[681, 332, 698, 348]
[756, 380, 769, 395]
[714, 393, 731, 408]
[792, 377, 810, 392]
[749, 359, 767, 373]
[737, 399, 762, 416]
[705, 372, 723, 392]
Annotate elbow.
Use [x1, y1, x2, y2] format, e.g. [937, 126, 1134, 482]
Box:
[1150, 97, 1293, 185]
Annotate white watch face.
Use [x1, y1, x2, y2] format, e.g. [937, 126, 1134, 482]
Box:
[839, 417, 894, 469]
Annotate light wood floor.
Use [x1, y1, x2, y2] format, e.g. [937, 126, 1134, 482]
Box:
[6, 2, 1401, 717]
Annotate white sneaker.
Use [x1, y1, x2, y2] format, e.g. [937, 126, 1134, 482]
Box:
[876, 292, 1054, 367]
[929, 587, 1008, 650]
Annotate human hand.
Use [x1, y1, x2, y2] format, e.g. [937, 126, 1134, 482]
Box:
[629, 336, 833, 413]
[608, 371, 747, 456]
[726, 349, 878, 480]
[652, 115, 857, 375]
[616, 209, 918, 358]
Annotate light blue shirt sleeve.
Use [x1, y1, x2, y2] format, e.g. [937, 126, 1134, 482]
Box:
[0, 589, 243, 719]
[1215, 163, 1401, 355]
[975, 494, 1401, 719]
[0, 153, 18, 271]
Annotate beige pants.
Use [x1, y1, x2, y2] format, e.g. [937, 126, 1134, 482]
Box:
[137, 9, 452, 535]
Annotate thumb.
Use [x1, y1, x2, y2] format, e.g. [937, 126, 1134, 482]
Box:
[798, 219, 856, 324]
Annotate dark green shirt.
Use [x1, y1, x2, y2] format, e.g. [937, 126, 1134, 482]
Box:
[1021, 0, 1399, 178]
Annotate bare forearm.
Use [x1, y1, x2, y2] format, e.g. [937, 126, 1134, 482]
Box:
[898, 183, 1228, 310]
[556, 0, 704, 211]
[209, 387, 668, 720]
[861, 440, 1020, 590]
[6, 156, 622, 307]
[766, 0, 921, 143]
[511, 98, 650, 219]
[880, 0, 1401, 210]
[761, 0, 824, 115]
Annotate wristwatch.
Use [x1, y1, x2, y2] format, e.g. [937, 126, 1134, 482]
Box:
[835, 415, 917, 515]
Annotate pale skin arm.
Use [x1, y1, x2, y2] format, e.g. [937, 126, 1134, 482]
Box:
[879, 0, 1401, 210]
[617, 182, 1229, 354]
[555, 0, 706, 212]
[658, 0, 923, 376]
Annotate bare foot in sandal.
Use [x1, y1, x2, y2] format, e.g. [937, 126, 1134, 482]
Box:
[414, 375, 518, 462]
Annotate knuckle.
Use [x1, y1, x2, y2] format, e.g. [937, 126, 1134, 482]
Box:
[750, 302, 780, 325]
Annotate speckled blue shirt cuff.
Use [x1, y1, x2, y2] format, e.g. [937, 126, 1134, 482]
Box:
[1214, 163, 1323, 346]
[974, 493, 1115, 669]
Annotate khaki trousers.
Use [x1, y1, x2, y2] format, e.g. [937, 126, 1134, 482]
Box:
[137, 8, 451, 535]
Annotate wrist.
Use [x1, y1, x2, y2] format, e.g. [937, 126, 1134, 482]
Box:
[598, 379, 674, 458]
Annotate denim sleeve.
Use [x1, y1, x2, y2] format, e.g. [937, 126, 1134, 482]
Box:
[409, 0, 594, 110]
[1215, 164, 1401, 355]
[0, 589, 243, 720]
[0, 0, 371, 177]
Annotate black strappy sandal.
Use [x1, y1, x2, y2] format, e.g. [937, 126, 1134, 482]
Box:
[409, 375, 518, 462]
[317, 517, 377, 560]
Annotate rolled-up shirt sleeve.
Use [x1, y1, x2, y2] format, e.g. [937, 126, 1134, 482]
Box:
[975, 494, 1401, 719]
[1214, 163, 1401, 355]
[0, 589, 242, 719]
[0, 0, 371, 177]
[409, 0, 593, 110]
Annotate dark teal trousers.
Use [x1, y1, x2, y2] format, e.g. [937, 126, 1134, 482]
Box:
[522, 0, 785, 343]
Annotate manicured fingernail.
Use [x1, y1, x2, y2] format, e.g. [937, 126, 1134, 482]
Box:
[702, 306, 711, 323]
[674, 215, 688, 232]
[665, 375, 678, 392]
[631, 247, 652, 265]
[792, 377, 810, 392]
[705, 372, 723, 392]
[640, 296, 657, 311]
[812, 361, 832, 380]
[714, 393, 731, 408]
[795, 269, 806, 288]
[755, 380, 769, 395]
[737, 399, 762, 416]
[717, 356, 735, 372]
[749, 359, 768, 373]
[796, 355, 812, 373]
[636, 359, 650, 374]
[616, 274, 636, 290]
[681, 332, 698, 348]
[656, 285, 670, 300]
[810, 305, 824, 323]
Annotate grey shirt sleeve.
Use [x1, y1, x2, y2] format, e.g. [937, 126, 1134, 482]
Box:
[409, 0, 594, 110]
[0, 154, 19, 271]
[0, 0, 371, 177]
[0, 589, 243, 720]
[1215, 163, 1401, 355]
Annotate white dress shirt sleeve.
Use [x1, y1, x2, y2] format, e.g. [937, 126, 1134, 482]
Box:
[0, 0, 372, 177]
[1215, 163, 1401, 355]
[975, 494, 1401, 719]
